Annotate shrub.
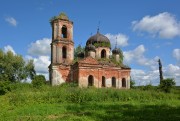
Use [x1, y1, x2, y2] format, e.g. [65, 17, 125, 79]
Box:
[32, 75, 46, 88]
[10, 82, 32, 91]
[159, 78, 176, 93]
[60, 82, 78, 87]
[0, 81, 11, 95]
[130, 80, 135, 89]
[142, 84, 154, 90]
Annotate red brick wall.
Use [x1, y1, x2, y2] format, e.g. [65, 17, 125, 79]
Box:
[58, 66, 71, 82]
[76, 65, 130, 88]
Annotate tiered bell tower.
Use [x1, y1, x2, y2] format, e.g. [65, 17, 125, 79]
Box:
[49, 13, 74, 85]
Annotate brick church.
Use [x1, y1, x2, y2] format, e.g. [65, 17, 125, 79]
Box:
[49, 13, 131, 89]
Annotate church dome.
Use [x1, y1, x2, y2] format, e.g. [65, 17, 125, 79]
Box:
[85, 44, 96, 52]
[112, 48, 120, 54]
[86, 31, 111, 48]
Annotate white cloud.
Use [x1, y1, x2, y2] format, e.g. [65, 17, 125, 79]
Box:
[164, 64, 180, 85]
[4, 45, 16, 55]
[124, 45, 145, 64]
[25, 55, 50, 80]
[124, 45, 180, 86]
[131, 69, 159, 86]
[5, 17, 17, 26]
[131, 64, 180, 86]
[25, 55, 50, 81]
[173, 49, 180, 61]
[28, 38, 51, 56]
[123, 45, 158, 69]
[33, 56, 51, 73]
[105, 33, 128, 47]
[26, 38, 51, 80]
[132, 12, 180, 39]
[32, 55, 51, 80]
[25, 55, 50, 74]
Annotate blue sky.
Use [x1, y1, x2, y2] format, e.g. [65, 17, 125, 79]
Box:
[0, 0, 180, 85]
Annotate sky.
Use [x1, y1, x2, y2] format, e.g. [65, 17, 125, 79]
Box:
[0, 0, 180, 85]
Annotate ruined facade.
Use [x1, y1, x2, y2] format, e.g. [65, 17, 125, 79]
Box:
[49, 13, 131, 89]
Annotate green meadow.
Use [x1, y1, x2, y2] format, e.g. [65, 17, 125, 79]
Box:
[0, 84, 180, 121]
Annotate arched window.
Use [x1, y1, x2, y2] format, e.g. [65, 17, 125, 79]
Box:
[62, 46, 67, 59]
[101, 49, 106, 58]
[88, 75, 94, 86]
[122, 78, 126, 87]
[102, 76, 106, 87]
[61, 25, 67, 38]
[112, 77, 116, 87]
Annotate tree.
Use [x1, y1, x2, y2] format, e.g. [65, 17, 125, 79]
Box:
[119, 48, 124, 64]
[32, 75, 46, 88]
[158, 59, 163, 84]
[25, 60, 36, 80]
[0, 81, 11, 95]
[0, 50, 36, 82]
[74, 45, 84, 59]
[159, 78, 176, 93]
[130, 77, 135, 89]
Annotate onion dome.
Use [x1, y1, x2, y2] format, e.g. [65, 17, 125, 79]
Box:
[112, 47, 120, 54]
[86, 31, 111, 48]
[85, 44, 96, 52]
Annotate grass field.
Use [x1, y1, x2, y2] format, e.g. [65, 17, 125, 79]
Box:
[0, 84, 180, 121]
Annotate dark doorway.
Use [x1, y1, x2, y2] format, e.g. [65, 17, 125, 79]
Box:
[102, 76, 106, 87]
[112, 77, 116, 87]
[122, 78, 126, 87]
[88, 75, 94, 86]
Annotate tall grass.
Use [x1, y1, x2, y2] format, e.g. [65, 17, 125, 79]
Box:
[1, 83, 180, 121]
[3, 83, 179, 106]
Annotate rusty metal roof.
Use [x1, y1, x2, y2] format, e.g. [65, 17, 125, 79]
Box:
[86, 31, 110, 46]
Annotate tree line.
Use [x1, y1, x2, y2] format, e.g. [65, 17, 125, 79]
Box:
[0, 50, 46, 95]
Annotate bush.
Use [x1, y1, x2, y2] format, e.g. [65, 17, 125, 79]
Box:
[130, 80, 135, 89]
[60, 82, 78, 87]
[142, 84, 155, 91]
[159, 78, 176, 93]
[31, 75, 46, 88]
[0, 81, 11, 95]
[10, 82, 32, 91]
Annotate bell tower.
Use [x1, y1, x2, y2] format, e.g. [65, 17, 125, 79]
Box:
[49, 13, 74, 85]
[51, 13, 74, 64]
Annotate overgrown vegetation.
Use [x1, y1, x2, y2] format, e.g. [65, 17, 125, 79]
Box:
[50, 12, 68, 22]
[0, 83, 180, 121]
[94, 42, 111, 48]
[159, 78, 176, 93]
[0, 50, 36, 95]
[130, 78, 135, 89]
[32, 75, 46, 88]
[74, 45, 84, 59]
[0, 50, 36, 82]
[0, 81, 11, 95]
